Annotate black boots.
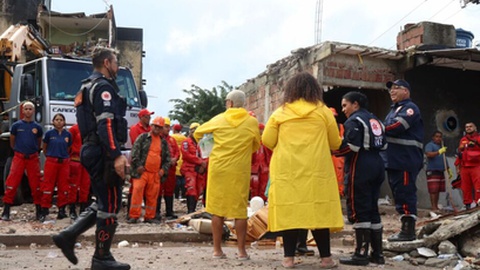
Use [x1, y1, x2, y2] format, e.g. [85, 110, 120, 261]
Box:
[35, 204, 42, 221]
[340, 228, 370, 266]
[369, 228, 385, 264]
[387, 215, 416, 242]
[186, 196, 196, 214]
[154, 195, 162, 220]
[57, 206, 68, 219]
[165, 196, 177, 219]
[52, 207, 96, 264]
[69, 204, 78, 220]
[296, 229, 314, 256]
[39, 207, 49, 222]
[91, 223, 130, 270]
[1, 203, 11, 221]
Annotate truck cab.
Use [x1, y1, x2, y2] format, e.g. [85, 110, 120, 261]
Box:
[0, 56, 146, 202]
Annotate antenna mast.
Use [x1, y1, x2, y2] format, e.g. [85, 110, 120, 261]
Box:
[314, 0, 324, 44]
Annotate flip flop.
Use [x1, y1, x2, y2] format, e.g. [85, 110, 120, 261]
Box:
[281, 262, 295, 268]
[212, 253, 227, 259]
[236, 255, 250, 261]
[319, 261, 338, 269]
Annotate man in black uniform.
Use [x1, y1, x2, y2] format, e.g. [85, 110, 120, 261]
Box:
[52, 47, 130, 270]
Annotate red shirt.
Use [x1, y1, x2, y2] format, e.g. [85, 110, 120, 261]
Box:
[459, 132, 480, 167]
[68, 124, 82, 159]
[130, 122, 151, 145]
[164, 134, 180, 167]
[180, 137, 203, 171]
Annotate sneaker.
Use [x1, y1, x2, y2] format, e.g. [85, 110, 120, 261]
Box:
[144, 218, 161, 224]
[126, 218, 138, 224]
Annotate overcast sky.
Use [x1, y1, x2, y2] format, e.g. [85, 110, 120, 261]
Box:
[51, 0, 480, 121]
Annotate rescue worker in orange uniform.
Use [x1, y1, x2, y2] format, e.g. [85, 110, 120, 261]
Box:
[330, 107, 345, 197]
[129, 109, 153, 145]
[127, 116, 170, 224]
[250, 123, 272, 201]
[458, 122, 480, 209]
[156, 117, 180, 220]
[171, 124, 187, 199]
[68, 124, 91, 219]
[126, 108, 153, 218]
[181, 123, 207, 213]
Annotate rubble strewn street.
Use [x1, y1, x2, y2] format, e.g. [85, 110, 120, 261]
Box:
[1, 197, 480, 269]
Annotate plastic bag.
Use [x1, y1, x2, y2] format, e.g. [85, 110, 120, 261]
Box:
[199, 133, 214, 158]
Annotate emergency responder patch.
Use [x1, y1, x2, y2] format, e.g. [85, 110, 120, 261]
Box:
[32, 128, 38, 134]
[183, 141, 189, 150]
[406, 108, 414, 116]
[370, 119, 382, 136]
[65, 137, 69, 143]
[101, 91, 112, 101]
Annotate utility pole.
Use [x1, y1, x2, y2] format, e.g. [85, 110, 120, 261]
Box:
[314, 0, 324, 44]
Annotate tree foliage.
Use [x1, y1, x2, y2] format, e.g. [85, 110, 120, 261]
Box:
[169, 81, 233, 125]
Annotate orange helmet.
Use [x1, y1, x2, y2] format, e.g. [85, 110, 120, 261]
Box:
[151, 116, 165, 127]
[329, 107, 338, 117]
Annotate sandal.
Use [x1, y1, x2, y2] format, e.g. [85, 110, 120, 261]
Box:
[236, 255, 250, 261]
[319, 261, 338, 269]
[212, 253, 227, 259]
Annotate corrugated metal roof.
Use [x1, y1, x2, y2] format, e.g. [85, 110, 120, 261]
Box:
[415, 48, 480, 71]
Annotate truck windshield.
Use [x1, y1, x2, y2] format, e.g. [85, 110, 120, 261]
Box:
[47, 59, 141, 107]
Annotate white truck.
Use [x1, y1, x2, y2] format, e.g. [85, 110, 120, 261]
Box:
[0, 24, 147, 203]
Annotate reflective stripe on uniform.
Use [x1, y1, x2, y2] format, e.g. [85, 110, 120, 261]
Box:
[386, 137, 423, 149]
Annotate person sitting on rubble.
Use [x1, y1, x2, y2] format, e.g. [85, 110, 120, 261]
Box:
[127, 116, 170, 224]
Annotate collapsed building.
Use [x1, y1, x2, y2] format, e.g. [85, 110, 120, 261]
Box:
[239, 21, 480, 209]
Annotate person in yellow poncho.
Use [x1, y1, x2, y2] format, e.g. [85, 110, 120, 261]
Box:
[262, 72, 343, 269]
[194, 90, 260, 261]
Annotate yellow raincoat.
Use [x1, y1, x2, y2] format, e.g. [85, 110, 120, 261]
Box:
[262, 99, 344, 232]
[194, 108, 260, 219]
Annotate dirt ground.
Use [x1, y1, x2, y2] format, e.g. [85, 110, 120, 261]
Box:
[0, 197, 455, 270]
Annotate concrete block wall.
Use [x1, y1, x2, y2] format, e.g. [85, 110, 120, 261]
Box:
[240, 43, 398, 123]
[397, 21, 456, 50]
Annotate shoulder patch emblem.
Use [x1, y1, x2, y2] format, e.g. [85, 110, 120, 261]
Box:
[65, 137, 69, 143]
[101, 91, 112, 101]
[182, 141, 189, 150]
[406, 108, 414, 116]
[369, 119, 382, 136]
[32, 128, 38, 134]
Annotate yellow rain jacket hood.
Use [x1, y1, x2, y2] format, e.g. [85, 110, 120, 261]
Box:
[262, 99, 344, 232]
[194, 108, 260, 218]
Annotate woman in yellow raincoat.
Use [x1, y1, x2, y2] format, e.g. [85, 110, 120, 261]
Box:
[194, 90, 260, 261]
[262, 72, 343, 269]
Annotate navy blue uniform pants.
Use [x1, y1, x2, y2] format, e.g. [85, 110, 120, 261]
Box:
[387, 168, 419, 216]
[345, 151, 384, 225]
[81, 143, 122, 227]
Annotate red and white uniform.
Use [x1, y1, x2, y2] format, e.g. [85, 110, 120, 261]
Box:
[250, 143, 271, 201]
[161, 134, 180, 196]
[180, 137, 206, 199]
[458, 132, 480, 205]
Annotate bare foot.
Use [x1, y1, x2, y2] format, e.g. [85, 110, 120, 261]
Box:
[282, 257, 295, 268]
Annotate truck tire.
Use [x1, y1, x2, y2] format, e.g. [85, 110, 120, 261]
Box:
[3, 157, 28, 206]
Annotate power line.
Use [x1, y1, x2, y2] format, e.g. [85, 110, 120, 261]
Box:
[367, 0, 429, 46]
